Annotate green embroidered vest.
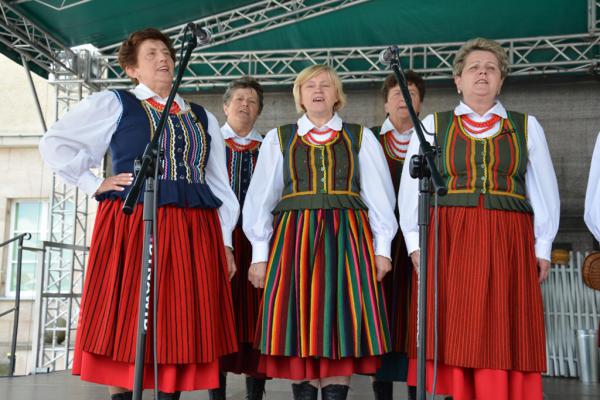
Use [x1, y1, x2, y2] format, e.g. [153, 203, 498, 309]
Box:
[434, 110, 532, 213]
[273, 123, 368, 213]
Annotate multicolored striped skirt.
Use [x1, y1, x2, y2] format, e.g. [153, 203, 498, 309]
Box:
[219, 226, 264, 377]
[72, 199, 237, 392]
[406, 200, 545, 400]
[256, 208, 391, 379]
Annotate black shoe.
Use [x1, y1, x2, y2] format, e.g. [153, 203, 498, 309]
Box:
[372, 381, 393, 400]
[407, 385, 417, 400]
[208, 372, 227, 400]
[245, 376, 266, 400]
[321, 384, 350, 400]
[158, 392, 181, 400]
[110, 392, 132, 400]
[291, 381, 318, 400]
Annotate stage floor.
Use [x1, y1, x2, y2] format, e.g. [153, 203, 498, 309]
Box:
[0, 371, 599, 399]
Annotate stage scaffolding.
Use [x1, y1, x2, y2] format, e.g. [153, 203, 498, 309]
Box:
[0, 0, 598, 373]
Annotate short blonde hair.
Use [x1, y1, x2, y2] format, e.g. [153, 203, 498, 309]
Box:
[453, 38, 509, 79]
[292, 64, 347, 114]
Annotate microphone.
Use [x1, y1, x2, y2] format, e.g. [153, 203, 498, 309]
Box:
[187, 23, 212, 44]
[378, 46, 398, 65]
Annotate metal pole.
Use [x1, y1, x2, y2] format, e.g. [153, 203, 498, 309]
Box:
[8, 233, 30, 377]
[21, 56, 47, 132]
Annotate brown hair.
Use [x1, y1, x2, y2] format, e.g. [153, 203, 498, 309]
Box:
[292, 64, 346, 113]
[223, 76, 265, 114]
[453, 38, 509, 79]
[118, 28, 176, 84]
[381, 70, 425, 102]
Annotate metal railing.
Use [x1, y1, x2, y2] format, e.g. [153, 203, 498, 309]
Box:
[543, 251, 600, 377]
[0, 233, 30, 377]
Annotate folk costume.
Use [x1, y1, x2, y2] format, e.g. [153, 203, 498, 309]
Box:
[371, 117, 413, 384]
[39, 84, 240, 393]
[243, 113, 398, 380]
[219, 122, 265, 377]
[398, 101, 559, 400]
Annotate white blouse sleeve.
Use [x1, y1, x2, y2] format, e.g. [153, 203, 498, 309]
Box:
[584, 133, 600, 242]
[525, 116, 560, 261]
[38, 90, 122, 195]
[204, 111, 240, 248]
[358, 127, 398, 259]
[242, 128, 285, 264]
[398, 114, 436, 255]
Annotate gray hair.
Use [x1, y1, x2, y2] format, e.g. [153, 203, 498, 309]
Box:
[223, 76, 264, 114]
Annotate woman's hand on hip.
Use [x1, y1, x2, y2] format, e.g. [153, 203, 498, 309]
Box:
[94, 173, 133, 196]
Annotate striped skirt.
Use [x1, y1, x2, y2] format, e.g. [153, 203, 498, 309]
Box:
[72, 199, 237, 392]
[406, 201, 546, 400]
[256, 208, 391, 379]
[219, 226, 264, 377]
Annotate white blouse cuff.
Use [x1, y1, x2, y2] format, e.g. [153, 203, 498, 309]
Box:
[77, 172, 103, 196]
[251, 240, 270, 264]
[374, 236, 393, 259]
[535, 239, 553, 262]
[404, 232, 420, 255]
[221, 229, 233, 249]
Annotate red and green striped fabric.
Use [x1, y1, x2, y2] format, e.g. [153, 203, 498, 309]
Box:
[257, 208, 391, 358]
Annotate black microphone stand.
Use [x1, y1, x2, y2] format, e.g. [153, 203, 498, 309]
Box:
[122, 27, 199, 400]
[382, 46, 447, 400]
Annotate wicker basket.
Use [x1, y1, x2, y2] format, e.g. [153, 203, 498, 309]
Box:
[551, 249, 570, 265]
[582, 251, 600, 291]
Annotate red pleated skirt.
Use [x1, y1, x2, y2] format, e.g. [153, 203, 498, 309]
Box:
[258, 355, 380, 380]
[406, 201, 546, 399]
[72, 199, 238, 391]
[219, 226, 264, 377]
[407, 359, 542, 400]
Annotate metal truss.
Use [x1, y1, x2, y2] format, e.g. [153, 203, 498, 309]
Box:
[0, 0, 75, 74]
[590, 0, 600, 32]
[90, 32, 600, 90]
[99, 0, 369, 54]
[30, 80, 90, 373]
[9, 0, 92, 11]
[34, 167, 89, 372]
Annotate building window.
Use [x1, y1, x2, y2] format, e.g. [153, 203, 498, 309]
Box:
[5, 200, 47, 297]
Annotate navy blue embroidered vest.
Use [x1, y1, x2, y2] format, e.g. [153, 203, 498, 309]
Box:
[97, 89, 222, 208]
[224, 140, 260, 227]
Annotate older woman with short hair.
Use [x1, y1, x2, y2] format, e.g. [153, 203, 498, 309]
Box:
[39, 28, 239, 400]
[399, 38, 560, 400]
[210, 76, 267, 400]
[243, 64, 397, 400]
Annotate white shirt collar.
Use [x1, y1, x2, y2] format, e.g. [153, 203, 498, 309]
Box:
[380, 117, 414, 136]
[221, 122, 263, 142]
[297, 113, 343, 136]
[454, 101, 507, 119]
[132, 83, 187, 112]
